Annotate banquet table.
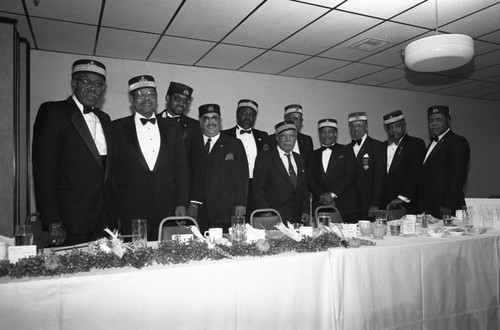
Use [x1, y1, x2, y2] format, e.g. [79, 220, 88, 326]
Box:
[1, 231, 500, 330]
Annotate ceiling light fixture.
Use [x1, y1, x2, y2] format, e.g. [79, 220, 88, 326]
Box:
[404, 0, 474, 72]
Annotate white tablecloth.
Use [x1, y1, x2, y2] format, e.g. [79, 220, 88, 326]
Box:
[1, 232, 499, 330]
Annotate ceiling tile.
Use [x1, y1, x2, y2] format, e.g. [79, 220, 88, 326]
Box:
[167, 0, 262, 42]
[442, 3, 500, 37]
[318, 62, 385, 82]
[472, 50, 500, 70]
[102, 0, 182, 34]
[478, 29, 500, 44]
[0, 0, 24, 14]
[433, 80, 498, 95]
[320, 21, 428, 61]
[350, 68, 409, 86]
[240, 50, 310, 74]
[460, 65, 500, 80]
[149, 36, 215, 65]
[224, 0, 328, 48]
[392, 0, 500, 29]
[95, 28, 159, 61]
[337, 0, 423, 19]
[31, 18, 96, 54]
[274, 10, 381, 55]
[280, 57, 350, 78]
[293, 0, 344, 9]
[458, 84, 500, 98]
[381, 77, 418, 89]
[474, 40, 500, 56]
[486, 75, 500, 83]
[196, 44, 266, 70]
[26, 0, 102, 25]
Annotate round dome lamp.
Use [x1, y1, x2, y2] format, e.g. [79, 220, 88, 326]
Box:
[404, 0, 474, 72]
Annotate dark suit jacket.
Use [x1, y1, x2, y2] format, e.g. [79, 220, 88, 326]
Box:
[111, 115, 189, 237]
[269, 132, 314, 167]
[307, 144, 358, 218]
[253, 149, 310, 223]
[383, 134, 426, 213]
[419, 130, 470, 217]
[159, 111, 202, 196]
[221, 126, 271, 153]
[32, 97, 115, 233]
[349, 136, 386, 217]
[191, 134, 249, 225]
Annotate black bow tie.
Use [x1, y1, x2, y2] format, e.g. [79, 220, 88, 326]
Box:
[352, 139, 362, 146]
[83, 106, 96, 114]
[140, 117, 156, 125]
[389, 139, 400, 146]
[322, 145, 334, 151]
[431, 136, 439, 142]
[240, 129, 252, 135]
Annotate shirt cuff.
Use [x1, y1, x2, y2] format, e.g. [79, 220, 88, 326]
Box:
[398, 195, 410, 203]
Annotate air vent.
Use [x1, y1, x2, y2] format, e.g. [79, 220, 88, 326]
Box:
[348, 38, 390, 52]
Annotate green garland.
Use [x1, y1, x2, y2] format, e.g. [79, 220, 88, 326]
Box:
[0, 233, 342, 279]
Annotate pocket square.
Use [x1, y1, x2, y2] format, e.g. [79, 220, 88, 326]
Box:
[225, 153, 234, 160]
[338, 155, 345, 159]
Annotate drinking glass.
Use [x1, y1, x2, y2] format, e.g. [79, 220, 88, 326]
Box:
[316, 212, 331, 227]
[15, 225, 34, 246]
[442, 214, 453, 227]
[359, 220, 371, 237]
[231, 216, 246, 243]
[131, 219, 147, 249]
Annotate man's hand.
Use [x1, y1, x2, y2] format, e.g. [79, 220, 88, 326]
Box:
[235, 206, 246, 216]
[49, 222, 67, 246]
[368, 205, 380, 217]
[175, 206, 186, 216]
[187, 204, 199, 219]
[320, 193, 336, 206]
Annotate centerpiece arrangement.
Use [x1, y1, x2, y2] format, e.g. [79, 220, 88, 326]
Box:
[0, 223, 347, 279]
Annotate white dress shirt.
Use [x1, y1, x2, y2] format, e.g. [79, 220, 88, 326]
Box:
[322, 144, 334, 172]
[236, 126, 258, 179]
[279, 149, 297, 175]
[135, 113, 160, 171]
[73, 95, 107, 155]
[204, 133, 220, 154]
[352, 134, 367, 157]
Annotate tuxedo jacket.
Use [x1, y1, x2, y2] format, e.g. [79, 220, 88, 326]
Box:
[253, 149, 310, 223]
[191, 134, 249, 225]
[160, 110, 202, 197]
[419, 130, 470, 217]
[382, 134, 426, 213]
[32, 97, 115, 233]
[268, 132, 314, 168]
[221, 126, 271, 154]
[307, 144, 358, 217]
[349, 136, 386, 217]
[111, 115, 189, 236]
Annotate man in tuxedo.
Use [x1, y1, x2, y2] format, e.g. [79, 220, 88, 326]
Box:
[221, 99, 270, 220]
[348, 112, 386, 219]
[158, 82, 201, 200]
[308, 119, 358, 222]
[382, 111, 426, 214]
[32, 59, 114, 246]
[111, 75, 189, 240]
[254, 121, 310, 224]
[189, 104, 249, 232]
[268, 104, 314, 165]
[419, 105, 470, 218]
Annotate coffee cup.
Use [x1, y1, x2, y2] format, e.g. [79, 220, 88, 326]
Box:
[204, 227, 223, 243]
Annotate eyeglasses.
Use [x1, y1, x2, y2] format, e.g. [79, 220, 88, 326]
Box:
[75, 78, 105, 89]
[171, 94, 190, 105]
[134, 90, 157, 99]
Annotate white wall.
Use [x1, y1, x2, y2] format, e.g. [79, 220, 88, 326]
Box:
[30, 50, 500, 198]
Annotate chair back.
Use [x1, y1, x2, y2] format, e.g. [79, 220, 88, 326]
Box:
[158, 216, 200, 241]
[250, 209, 282, 230]
[386, 202, 407, 221]
[314, 205, 343, 226]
